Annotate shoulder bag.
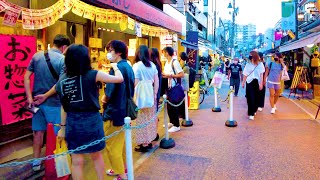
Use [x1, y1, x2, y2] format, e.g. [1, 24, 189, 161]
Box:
[44, 51, 59, 81]
[166, 60, 185, 104]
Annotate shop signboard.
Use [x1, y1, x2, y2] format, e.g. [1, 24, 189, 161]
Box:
[0, 35, 36, 125]
[281, 1, 296, 31]
[186, 31, 199, 69]
[95, 0, 182, 33]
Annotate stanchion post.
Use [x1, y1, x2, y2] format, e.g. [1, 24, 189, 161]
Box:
[160, 95, 175, 149]
[181, 74, 193, 127]
[212, 86, 221, 112]
[124, 117, 134, 180]
[225, 86, 238, 127]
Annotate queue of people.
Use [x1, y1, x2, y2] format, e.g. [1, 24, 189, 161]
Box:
[24, 34, 188, 179]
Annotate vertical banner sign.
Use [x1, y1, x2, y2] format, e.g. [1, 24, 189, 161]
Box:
[0, 35, 36, 125]
[281, 1, 296, 31]
[186, 31, 199, 69]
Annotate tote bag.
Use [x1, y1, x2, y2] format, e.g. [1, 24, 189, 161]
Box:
[134, 80, 154, 109]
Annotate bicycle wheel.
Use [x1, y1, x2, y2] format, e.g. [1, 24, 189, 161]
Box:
[199, 88, 205, 104]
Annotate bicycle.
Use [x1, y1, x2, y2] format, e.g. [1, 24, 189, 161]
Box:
[198, 68, 213, 104]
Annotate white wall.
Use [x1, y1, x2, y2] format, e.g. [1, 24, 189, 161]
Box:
[163, 4, 187, 36]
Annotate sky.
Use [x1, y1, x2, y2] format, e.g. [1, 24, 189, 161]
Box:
[217, 0, 282, 34]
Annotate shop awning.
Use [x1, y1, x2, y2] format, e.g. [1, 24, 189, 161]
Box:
[90, 0, 182, 33]
[279, 32, 320, 52]
[179, 39, 198, 49]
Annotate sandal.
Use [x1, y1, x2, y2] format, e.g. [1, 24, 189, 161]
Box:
[106, 169, 118, 176]
[134, 144, 149, 152]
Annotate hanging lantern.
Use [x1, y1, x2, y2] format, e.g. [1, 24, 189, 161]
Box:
[128, 17, 135, 30]
[119, 14, 128, 31]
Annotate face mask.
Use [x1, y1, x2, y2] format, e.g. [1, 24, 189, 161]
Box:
[249, 55, 253, 60]
[107, 52, 115, 62]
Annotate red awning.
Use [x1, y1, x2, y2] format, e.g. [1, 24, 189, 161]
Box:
[279, 32, 320, 52]
[91, 0, 182, 33]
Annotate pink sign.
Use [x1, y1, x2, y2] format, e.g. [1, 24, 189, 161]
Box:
[0, 35, 36, 125]
[95, 0, 182, 33]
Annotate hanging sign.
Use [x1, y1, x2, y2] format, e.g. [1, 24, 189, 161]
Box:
[2, 3, 22, 27]
[0, 0, 9, 12]
[96, 7, 107, 23]
[135, 21, 142, 37]
[0, 35, 36, 125]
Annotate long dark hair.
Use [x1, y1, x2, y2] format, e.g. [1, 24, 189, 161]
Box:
[150, 48, 162, 73]
[135, 45, 151, 67]
[65, 44, 92, 76]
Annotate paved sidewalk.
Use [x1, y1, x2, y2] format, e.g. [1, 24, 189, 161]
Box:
[134, 84, 320, 179]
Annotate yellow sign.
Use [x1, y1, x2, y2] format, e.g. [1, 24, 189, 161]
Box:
[188, 81, 200, 110]
[288, 30, 296, 39]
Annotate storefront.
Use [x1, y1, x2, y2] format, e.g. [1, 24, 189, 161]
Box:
[0, 0, 182, 163]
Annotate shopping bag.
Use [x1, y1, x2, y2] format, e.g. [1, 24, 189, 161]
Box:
[281, 66, 290, 81]
[134, 80, 154, 109]
[210, 71, 223, 89]
[54, 138, 71, 178]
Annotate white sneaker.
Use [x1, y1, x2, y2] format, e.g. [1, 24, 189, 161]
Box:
[249, 116, 254, 120]
[168, 126, 180, 133]
[163, 123, 173, 128]
[271, 108, 276, 114]
[32, 160, 41, 171]
[258, 107, 263, 112]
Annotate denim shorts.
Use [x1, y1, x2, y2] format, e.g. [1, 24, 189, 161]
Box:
[267, 82, 281, 90]
[32, 105, 61, 135]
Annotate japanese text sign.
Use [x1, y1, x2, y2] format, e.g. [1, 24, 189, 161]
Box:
[0, 35, 36, 125]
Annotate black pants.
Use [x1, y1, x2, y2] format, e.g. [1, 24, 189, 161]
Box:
[167, 102, 184, 127]
[246, 79, 259, 116]
[257, 85, 266, 108]
[230, 78, 240, 95]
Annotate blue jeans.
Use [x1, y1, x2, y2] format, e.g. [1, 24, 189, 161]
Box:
[32, 105, 61, 135]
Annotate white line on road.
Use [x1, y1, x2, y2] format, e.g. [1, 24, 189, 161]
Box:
[288, 98, 319, 123]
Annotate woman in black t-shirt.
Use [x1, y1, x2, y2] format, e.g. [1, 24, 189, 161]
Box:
[55, 44, 123, 180]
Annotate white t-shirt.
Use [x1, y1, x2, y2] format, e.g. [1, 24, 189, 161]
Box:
[243, 62, 265, 83]
[132, 61, 158, 82]
[164, 59, 183, 87]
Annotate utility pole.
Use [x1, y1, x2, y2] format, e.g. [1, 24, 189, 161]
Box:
[231, 0, 235, 58]
[213, 0, 217, 47]
[295, 0, 299, 40]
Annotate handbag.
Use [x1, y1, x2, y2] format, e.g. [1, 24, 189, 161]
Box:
[281, 66, 290, 81]
[166, 60, 185, 104]
[126, 97, 138, 120]
[133, 64, 155, 109]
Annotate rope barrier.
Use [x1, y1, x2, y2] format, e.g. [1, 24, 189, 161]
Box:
[0, 98, 184, 168]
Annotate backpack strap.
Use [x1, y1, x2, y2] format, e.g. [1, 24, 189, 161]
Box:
[44, 50, 59, 81]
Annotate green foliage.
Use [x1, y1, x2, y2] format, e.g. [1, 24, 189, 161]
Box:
[310, 45, 319, 54]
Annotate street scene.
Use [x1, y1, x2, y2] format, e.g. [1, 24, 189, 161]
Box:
[1, 0, 320, 180]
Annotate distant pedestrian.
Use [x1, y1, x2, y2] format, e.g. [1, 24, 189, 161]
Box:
[162, 47, 184, 132]
[133, 45, 159, 152]
[228, 58, 242, 96]
[257, 52, 267, 112]
[242, 51, 265, 120]
[224, 58, 230, 76]
[264, 52, 285, 114]
[24, 34, 70, 171]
